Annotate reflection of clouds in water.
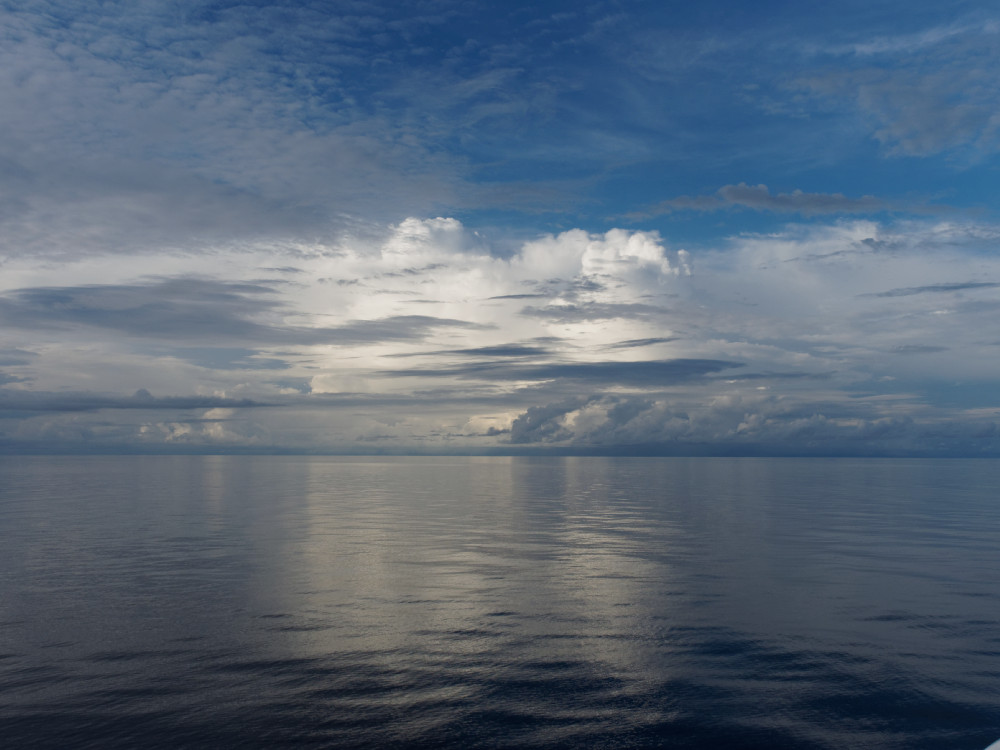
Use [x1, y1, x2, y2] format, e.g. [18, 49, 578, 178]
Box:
[200, 454, 229, 513]
[504, 458, 687, 720]
[279, 457, 688, 732]
[509, 457, 670, 615]
[291, 459, 523, 666]
[6, 456, 1000, 747]
[242, 456, 1000, 744]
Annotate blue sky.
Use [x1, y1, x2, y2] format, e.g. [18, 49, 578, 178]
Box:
[1, 0, 999, 454]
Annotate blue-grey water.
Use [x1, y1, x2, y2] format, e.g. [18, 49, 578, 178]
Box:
[2, 456, 999, 749]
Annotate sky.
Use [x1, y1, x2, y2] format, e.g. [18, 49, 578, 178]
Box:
[2, 0, 999, 455]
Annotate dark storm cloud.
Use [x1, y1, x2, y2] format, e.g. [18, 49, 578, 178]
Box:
[383, 358, 742, 385]
[0, 279, 488, 345]
[864, 281, 1000, 298]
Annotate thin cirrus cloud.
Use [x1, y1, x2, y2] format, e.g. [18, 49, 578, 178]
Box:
[795, 18, 1000, 157]
[637, 183, 889, 218]
[863, 281, 1000, 298]
[1, 1, 1000, 455]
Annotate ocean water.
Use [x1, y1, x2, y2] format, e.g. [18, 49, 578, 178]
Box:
[1, 456, 999, 749]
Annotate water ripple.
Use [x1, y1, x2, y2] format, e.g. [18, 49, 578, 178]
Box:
[2, 456, 1000, 748]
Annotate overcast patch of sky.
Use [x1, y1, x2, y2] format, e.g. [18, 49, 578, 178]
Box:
[1, 0, 999, 454]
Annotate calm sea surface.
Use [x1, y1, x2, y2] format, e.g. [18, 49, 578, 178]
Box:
[2, 456, 999, 749]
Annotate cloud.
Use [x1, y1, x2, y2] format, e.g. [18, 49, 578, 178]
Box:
[605, 337, 679, 349]
[2, 1, 996, 281]
[3, 213, 1000, 454]
[5, 1, 1000, 456]
[0, 388, 268, 414]
[805, 70, 1000, 157]
[0, 2, 478, 260]
[1, 1, 741, 261]
[388, 344, 555, 359]
[718, 184, 887, 214]
[504, 392, 1000, 456]
[0, 219, 702, 447]
[158, 348, 294, 370]
[384, 358, 742, 386]
[509, 397, 592, 444]
[863, 281, 1000, 298]
[448, 345, 553, 358]
[0, 278, 487, 345]
[639, 183, 888, 218]
[0, 349, 37, 366]
[518, 302, 669, 322]
[488, 293, 550, 300]
[796, 21, 1000, 156]
[889, 345, 949, 354]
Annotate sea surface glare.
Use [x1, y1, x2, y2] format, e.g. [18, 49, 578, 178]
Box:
[1, 456, 999, 749]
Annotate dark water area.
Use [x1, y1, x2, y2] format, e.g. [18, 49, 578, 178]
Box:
[2, 456, 1000, 749]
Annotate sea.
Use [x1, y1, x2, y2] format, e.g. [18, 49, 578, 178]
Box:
[1, 455, 999, 749]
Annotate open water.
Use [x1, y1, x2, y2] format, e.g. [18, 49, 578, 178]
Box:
[1, 456, 999, 749]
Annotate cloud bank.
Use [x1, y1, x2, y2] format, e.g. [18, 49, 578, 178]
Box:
[2, 216, 998, 455]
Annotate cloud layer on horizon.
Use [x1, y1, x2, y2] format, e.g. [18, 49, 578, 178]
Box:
[2, 216, 998, 454]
